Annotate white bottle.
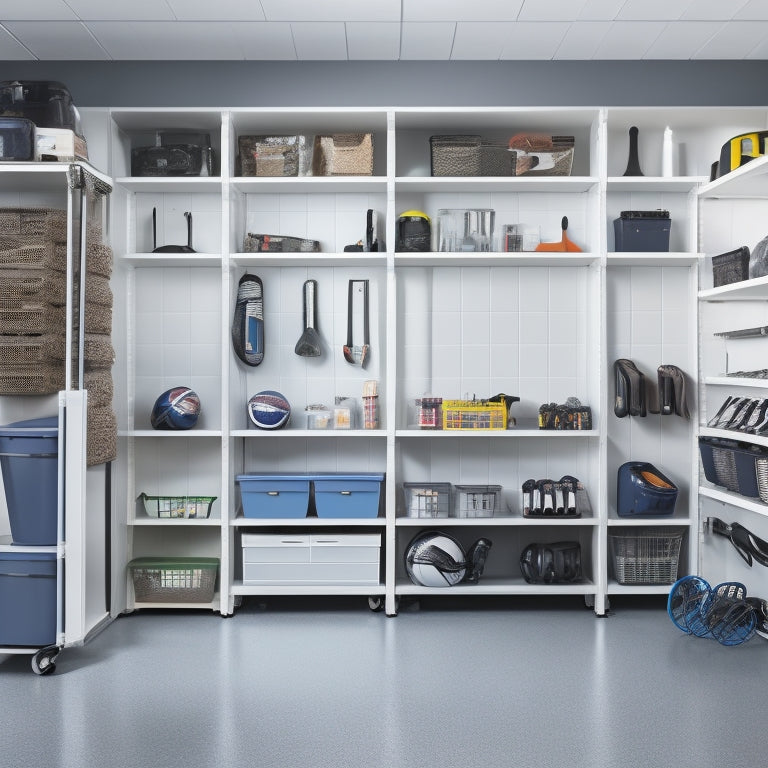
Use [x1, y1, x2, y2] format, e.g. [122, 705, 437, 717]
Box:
[662, 126, 674, 177]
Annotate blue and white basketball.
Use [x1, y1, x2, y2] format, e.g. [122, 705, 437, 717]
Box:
[248, 390, 291, 430]
[150, 387, 201, 430]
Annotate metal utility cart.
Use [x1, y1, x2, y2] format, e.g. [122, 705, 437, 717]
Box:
[0, 162, 114, 674]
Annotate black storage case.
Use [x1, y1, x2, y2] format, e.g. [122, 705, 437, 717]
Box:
[0, 117, 34, 160]
[0, 80, 80, 133]
[614, 210, 671, 252]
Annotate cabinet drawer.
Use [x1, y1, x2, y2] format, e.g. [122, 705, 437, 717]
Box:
[310, 533, 381, 563]
[243, 561, 380, 585]
[241, 533, 310, 564]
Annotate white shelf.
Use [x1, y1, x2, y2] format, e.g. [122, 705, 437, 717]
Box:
[698, 427, 768, 449]
[130, 517, 222, 527]
[395, 252, 600, 267]
[699, 275, 768, 301]
[232, 517, 385, 527]
[231, 252, 387, 268]
[230, 176, 387, 194]
[395, 176, 598, 193]
[698, 155, 768, 200]
[606, 176, 706, 193]
[605, 583, 673, 595]
[115, 176, 222, 193]
[607, 252, 700, 267]
[396, 516, 598, 527]
[120, 429, 223, 438]
[395, 428, 599, 438]
[396, 577, 596, 596]
[230, 429, 386, 438]
[699, 484, 768, 516]
[704, 376, 768, 388]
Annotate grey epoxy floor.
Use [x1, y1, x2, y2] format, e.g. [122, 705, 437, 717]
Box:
[1, 595, 766, 768]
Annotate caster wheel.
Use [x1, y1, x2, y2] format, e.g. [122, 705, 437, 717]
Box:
[368, 596, 384, 612]
[32, 646, 60, 676]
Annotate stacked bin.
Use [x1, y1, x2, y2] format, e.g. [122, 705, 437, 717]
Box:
[0, 416, 60, 645]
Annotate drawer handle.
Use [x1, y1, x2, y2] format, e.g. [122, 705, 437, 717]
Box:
[267, 491, 280, 496]
[339, 490, 352, 496]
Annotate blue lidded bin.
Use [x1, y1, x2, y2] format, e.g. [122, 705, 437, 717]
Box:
[0, 416, 59, 545]
[0, 552, 57, 646]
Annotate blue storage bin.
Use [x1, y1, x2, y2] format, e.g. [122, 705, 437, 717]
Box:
[236, 474, 311, 518]
[0, 552, 57, 646]
[0, 416, 59, 545]
[313, 473, 384, 519]
[617, 462, 678, 517]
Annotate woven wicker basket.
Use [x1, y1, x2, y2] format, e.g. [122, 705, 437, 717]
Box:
[0, 362, 64, 395]
[312, 133, 373, 176]
[0, 242, 64, 271]
[0, 207, 67, 240]
[0, 268, 68, 308]
[87, 405, 117, 466]
[83, 369, 114, 407]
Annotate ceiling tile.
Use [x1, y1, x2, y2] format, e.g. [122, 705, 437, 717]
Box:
[680, 0, 749, 20]
[261, 0, 400, 22]
[499, 22, 570, 59]
[577, 0, 625, 20]
[554, 21, 611, 59]
[84, 21, 244, 59]
[0, 0, 76, 20]
[734, 0, 768, 19]
[616, 0, 691, 21]
[402, 0, 523, 22]
[642, 21, 721, 58]
[593, 21, 667, 58]
[345, 22, 400, 60]
[166, 0, 266, 21]
[451, 22, 511, 60]
[66, 0, 175, 20]
[4, 21, 108, 59]
[692, 20, 768, 57]
[230, 22, 296, 60]
[400, 22, 456, 59]
[518, 0, 587, 22]
[0, 25, 36, 58]
[290, 22, 347, 60]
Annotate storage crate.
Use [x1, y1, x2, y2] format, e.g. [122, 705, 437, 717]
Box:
[313, 473, 384, 519]
[430, 135, 513, 177]
[698, 437, 761, 497]
[128, 557, 218, 603]
[236, 474, 311, 518]
[609, 529, 684, 585]
[243, 233, 321, 253]
[454, 485, 501, 518]
[138, 493, 216, 519]
[403, 482, 452, 518]
[0, 552, 57, 645]
[442, 399, 507, 430]
[312, 133, 373, 176]
[712, 246, 750, 287]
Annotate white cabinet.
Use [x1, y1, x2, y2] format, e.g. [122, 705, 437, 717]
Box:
[106, 104, 768, 618]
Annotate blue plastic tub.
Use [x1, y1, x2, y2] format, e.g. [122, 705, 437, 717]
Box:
[313, 473, 384, 519]
[0, 552, 57, 646]
[0, 416, 59, 545]
[236, 474, 311, 518]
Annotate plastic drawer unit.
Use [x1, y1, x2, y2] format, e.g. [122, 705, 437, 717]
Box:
[0, 552, 57, 646]
[236, 474, 311, 519]
[241, 533, 381, 585]
[313, 473, 384, 519]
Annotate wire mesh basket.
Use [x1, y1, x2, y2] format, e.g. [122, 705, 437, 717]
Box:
[139, 493, 216, 519]
[403, 482, 452, 518]
[454, 485, 501, 518]
[442, 399, 507, 430]
[609, 528, 684, 585]
[129, 557, 218, 603]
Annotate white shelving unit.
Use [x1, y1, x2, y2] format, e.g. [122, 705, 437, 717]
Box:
[697, 150, 768, 593]
[0, 162, 113, 672]
[103, 105, 768, 618]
